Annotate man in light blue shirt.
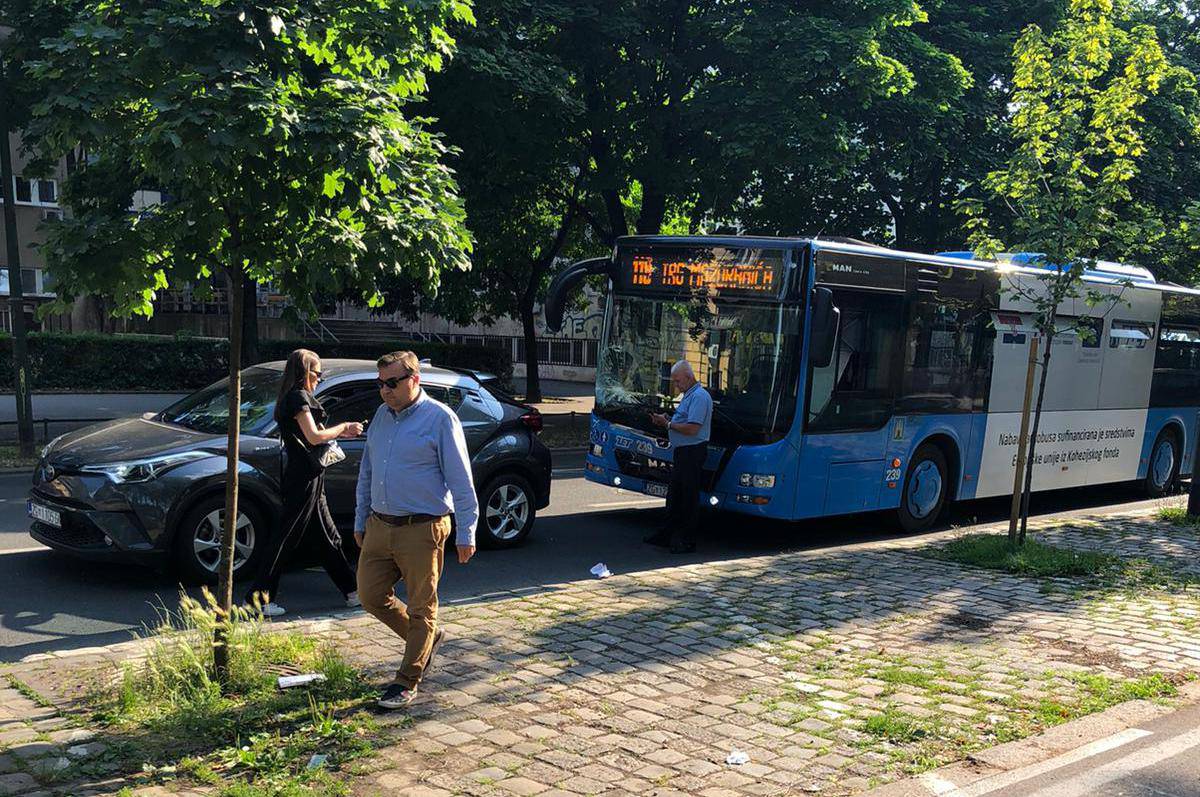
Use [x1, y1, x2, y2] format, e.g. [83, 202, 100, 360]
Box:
[648, 360, 712, 553]
[353, 351, 478, 709]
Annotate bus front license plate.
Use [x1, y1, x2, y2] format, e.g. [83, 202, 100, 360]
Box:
[644, 482, 669, 498]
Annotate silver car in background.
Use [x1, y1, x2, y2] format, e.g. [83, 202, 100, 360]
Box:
[29, 360, 552, 584]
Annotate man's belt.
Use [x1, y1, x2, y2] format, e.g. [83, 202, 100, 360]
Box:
[371, 511, 443, 527]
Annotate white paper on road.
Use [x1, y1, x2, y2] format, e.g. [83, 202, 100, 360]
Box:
[277, 673, 326, 689]
[590, 562, 612, 578]
[726, 750, 750, 765]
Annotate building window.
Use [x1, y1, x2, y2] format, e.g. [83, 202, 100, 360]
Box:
[11, 177, 58, 207]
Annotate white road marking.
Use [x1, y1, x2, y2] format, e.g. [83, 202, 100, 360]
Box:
[936, 727, 1152, 796]
[1021, 726, 1200, 797]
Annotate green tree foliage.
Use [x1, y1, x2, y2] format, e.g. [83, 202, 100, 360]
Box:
[423, 0, 592, 401]
[963, 0, 1169, 543]
[21, 0, 473, 668]
[407, 0, 941, 399]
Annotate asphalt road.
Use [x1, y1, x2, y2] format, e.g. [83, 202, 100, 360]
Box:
[0, 451, 1179, 663]
[973, 699, 1200, 796]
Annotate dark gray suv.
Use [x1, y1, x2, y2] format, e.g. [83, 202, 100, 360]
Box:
[28, 360, 552, 583]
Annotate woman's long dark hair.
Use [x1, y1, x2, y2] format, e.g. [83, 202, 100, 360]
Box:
[274, 349, 320, 425]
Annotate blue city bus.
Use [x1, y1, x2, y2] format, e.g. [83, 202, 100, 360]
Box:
[544, 235, 1200, 531]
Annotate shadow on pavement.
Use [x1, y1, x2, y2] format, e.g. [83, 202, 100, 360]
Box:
[0, 478, 1171, 662]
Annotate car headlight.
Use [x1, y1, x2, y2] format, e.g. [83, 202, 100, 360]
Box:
[81, 450, 213, 483]
[738, 473, 776, 489]
[40, 434, 66, 460]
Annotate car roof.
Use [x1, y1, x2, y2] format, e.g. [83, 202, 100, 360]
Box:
[250, 359, 482, 390]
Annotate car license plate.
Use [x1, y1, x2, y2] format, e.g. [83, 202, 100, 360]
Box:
[643, 482, 669, 498]
[28, 501, 62, 529]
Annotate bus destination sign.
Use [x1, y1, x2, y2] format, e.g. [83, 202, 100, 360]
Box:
[617, 247, 786, 298]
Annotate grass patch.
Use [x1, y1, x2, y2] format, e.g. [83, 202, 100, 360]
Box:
[864, 710, 928, 743]
[0, 444, 38, 470]
[877, 666, 938, 690]
[1158, 505, 1200, 528]
[88, 590, 378, 795]
[928, 534, 1121, 578]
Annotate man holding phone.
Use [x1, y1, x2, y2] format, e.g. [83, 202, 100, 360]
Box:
[645, 360, 712, 554]
[353, 350, 478, 709]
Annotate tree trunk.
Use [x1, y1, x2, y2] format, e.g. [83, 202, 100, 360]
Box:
[241, 276, 259, 366]
[1018, 321, 1056, 545]
[0, 94, 35, 459]
[636, 191, 666, 235]
[521, 304, 542, 404]
[1188, 427, 1200, 517]
[213, 264, 245, 681]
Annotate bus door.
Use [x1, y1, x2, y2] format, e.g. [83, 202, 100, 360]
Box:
[797, 289, 905, 517]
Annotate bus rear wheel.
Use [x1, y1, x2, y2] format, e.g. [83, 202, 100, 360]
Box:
[897, 444, 949, 533]
[1144, 429, 1180, 498]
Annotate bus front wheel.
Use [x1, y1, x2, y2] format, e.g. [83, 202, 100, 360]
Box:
[897, 444, 949, 533]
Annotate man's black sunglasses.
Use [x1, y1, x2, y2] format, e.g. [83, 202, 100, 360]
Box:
[376, 373, 413, 390]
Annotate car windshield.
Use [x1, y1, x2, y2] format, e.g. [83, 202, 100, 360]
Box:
[595, 296, 803, 445]
[160, 366, 281, 435]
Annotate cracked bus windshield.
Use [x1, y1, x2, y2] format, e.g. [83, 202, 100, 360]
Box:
[595, 297, 802, 444]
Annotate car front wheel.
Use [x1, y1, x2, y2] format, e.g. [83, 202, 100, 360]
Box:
[172, 494, 264, 586]
[477, 473, 536, 549]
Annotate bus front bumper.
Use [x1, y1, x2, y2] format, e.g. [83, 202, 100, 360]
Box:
[584, 458, 730, 510]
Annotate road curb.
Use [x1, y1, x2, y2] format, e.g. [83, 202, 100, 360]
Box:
[860, 680, 1200, 796]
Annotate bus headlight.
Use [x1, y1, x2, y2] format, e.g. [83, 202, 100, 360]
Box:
[738, 473, 776, 488]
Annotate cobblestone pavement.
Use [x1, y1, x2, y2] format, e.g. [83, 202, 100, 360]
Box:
[3, 505, 1200, 797]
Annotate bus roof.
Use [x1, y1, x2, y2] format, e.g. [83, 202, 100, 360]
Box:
[614, 234, 1200, 299]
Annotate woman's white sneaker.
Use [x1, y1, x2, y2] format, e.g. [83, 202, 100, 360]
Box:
[345, 592, 361, 608]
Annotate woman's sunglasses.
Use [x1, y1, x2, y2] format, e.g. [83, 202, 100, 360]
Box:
[376, 373, 413, 390]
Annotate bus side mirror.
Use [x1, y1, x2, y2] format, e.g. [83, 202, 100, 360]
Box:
[544, 257, 614, 333]
[810, 287, 839, 369]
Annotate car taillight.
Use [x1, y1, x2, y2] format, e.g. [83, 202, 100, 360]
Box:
[521, 411, 543, 432]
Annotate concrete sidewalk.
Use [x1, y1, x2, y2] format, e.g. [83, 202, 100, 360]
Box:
[3, 504, 1200, 796]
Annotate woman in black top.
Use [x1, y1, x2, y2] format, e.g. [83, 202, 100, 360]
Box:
[244, 349, 363, 616]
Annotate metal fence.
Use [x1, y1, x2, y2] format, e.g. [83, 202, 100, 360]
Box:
[425, 333, 598, 369]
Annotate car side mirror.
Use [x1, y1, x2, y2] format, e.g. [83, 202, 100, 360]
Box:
[809, 287, 840, 369]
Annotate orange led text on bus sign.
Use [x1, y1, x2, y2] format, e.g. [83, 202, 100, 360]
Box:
[630, 255, 777, 293]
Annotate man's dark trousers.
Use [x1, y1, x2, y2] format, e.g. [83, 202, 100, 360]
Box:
[666, 442, 707, 547]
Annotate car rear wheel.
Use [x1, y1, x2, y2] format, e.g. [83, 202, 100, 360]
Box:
[477, 473, 536, 549]
[172, 494, 264, 586]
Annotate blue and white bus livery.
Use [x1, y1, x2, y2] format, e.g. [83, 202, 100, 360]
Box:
[543, 236, 1200, 531]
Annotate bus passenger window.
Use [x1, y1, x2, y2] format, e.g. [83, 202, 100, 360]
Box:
[1109, 320, 1153, 349]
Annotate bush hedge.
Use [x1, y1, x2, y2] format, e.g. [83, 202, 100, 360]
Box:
[0, 332, 512, 392]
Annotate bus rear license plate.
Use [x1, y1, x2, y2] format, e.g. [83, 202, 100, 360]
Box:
[29, 502, 62, 529]
[644, 482, 669, 498]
